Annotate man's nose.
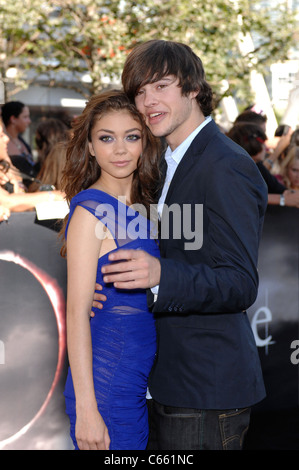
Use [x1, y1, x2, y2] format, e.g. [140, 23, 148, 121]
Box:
[143, 89, 158, 107]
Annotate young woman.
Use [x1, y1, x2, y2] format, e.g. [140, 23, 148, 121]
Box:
[280, 145, 299, 191]
[60, 90, 161, 450]
[1, 101, 33, 162]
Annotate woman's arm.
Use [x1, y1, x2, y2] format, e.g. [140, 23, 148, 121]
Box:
[0, 187, 64, 212]
[268, 190, 299, 208]
[66, 206, 110, 450]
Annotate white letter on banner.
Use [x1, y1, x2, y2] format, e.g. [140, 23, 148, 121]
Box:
[251, 306, 275, 354]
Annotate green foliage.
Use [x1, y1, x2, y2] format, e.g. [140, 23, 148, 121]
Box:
[0, 0, 296, 106]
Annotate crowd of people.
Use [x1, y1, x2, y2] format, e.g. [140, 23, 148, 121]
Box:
[226, 109, 299, 207]
[0, 101, 66, 221]
[1, 39, 298, 451]
[1, 96, 299, 225]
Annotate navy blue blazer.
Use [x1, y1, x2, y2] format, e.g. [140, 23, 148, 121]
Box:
[148, 119, 267, 409]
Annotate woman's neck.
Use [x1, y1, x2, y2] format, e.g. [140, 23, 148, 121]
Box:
[90, 177, 133, 205]
[5, 124, 19, 139]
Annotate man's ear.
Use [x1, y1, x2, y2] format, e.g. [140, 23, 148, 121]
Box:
[88, 141, 95, 156]
[190, 89, 200, 100]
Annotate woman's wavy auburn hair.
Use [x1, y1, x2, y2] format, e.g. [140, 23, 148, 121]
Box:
[60, 89, 161, 256]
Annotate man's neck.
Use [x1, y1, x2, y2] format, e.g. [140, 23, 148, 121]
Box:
[167, 106, 206, 151]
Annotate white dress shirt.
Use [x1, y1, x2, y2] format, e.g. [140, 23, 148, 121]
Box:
[152, 116, 212, 296]
[157, 116, 212, 219]
[147, 116, 212, 400]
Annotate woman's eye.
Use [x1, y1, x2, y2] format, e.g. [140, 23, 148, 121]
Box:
[126, 134, 141, 142]
[99, 135, 113, 142]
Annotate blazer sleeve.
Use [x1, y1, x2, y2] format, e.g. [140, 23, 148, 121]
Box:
[153, 153, 268, 314]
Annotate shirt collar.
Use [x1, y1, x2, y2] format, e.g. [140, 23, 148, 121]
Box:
[165, 116, 212, 164]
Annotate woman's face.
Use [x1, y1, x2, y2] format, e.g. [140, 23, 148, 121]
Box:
[88, 110, 143, 185]
[12, 106, 31, 133]
[287, 159, 299, 189]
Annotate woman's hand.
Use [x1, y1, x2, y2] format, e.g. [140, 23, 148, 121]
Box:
[90, 283, 107, 317]
[76, 405, 110, 450]
[0, 205, 10, 222]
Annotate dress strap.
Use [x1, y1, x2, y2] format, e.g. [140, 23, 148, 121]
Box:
[66, 189, 158, 247]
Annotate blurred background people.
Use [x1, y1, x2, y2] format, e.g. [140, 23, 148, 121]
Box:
[28, 118, 69, 192]
[289, 129, 299, 147]
[34, 117, 69, 168]
[279, 146, 299, 191]
[0, 119, 24, 193]
[0, 118, 64, 212]
[234, 110, 268, 133]
[0, 204, 10, 223]
[1, 101, 38, 183]
[233, 110, 293, 174]
[28, 141, 67, 193]
[226, 122, 299, 208]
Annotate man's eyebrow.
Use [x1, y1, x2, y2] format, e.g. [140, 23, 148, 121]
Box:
[153, 76, 175, 83]
[136, 76, 175, 91]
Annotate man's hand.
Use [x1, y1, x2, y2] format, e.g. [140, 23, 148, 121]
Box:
[101, 249, 161, 290]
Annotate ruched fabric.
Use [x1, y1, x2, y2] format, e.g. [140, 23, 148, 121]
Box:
[64, 189, 159, 450]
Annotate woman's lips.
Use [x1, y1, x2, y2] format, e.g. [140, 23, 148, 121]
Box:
[111, 160, 131, 167]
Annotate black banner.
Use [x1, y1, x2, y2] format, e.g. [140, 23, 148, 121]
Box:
[245, 206, 299, 450]
[0, 212, 72, 450]
[0, 207, 298, 450]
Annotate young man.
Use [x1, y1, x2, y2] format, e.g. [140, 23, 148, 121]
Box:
[99, 40, 268, 450]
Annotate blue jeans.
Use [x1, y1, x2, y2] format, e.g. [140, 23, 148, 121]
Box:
[147, 399, 251, 450]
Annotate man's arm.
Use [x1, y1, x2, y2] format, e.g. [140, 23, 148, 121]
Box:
[101, 154, 267, 314]
[154, 155, 267, 313]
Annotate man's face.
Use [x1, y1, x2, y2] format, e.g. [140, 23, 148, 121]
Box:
[134, 75, 199, 150]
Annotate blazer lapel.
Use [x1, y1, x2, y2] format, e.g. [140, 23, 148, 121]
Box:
[158, 151, 167, 199]
[164, 146, 194, 207]
[163, 119, 218, 206]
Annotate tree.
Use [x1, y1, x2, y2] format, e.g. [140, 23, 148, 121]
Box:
[0, 0, 296, 107]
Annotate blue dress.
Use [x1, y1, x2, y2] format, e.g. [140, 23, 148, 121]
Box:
[64, 189, 159, 450]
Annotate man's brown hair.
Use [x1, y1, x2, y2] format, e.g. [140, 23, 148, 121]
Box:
[122, 40, 214, 116]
